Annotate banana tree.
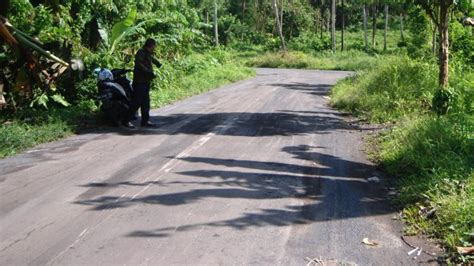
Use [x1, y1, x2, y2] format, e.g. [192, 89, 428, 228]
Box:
[0, 16, 75, 109]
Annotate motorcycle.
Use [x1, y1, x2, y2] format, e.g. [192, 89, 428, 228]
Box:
[95, 68, 133, 126]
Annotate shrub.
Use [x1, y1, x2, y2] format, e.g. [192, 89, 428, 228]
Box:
[331, 56, 437, 122]
[289, 32, 330, 52]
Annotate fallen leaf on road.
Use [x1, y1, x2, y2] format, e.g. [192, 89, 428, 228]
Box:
[362, 237, 378, 246]
[457, 246, 474, 255]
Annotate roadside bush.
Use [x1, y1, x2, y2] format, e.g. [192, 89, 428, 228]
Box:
[379, 114, 473, 255]
[289, 32, 330, 52]
[331, 56, 437, 121]
[405, 6, 432, 59]
[450, 20, 474, 66]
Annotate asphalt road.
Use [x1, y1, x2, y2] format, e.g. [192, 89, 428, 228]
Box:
[1, 69, 435, 265]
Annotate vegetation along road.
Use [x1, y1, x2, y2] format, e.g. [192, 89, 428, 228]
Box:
[0, 69, 437, 264]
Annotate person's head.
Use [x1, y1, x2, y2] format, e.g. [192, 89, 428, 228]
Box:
[144, 38, 156, 53]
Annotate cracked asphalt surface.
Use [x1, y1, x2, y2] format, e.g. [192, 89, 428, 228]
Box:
[0, 69, 435, 265]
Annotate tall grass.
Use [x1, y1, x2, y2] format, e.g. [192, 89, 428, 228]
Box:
[0, 103, 97, 158]
[246, 50, 384, 71]
[151, 50, 255, 107]
[380, 115, 473, 260]
[330, 56, 473, 261]
[151, 64, 254, 108]
[331, 56, 438, 121]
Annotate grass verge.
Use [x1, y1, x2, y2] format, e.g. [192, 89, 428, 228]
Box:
[151, 63, 254, 108]
[246, 50, 391, 71]
[245, 51, 404, 71]
[330, 55, 473, 262]
[0, 102, 97, 158]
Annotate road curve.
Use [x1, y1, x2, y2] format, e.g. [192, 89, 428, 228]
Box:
[1, 69, 434, 265]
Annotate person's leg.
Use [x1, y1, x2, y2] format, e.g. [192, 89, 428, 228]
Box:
[125, 83, 145, 123]
[140, 83, 151, 125]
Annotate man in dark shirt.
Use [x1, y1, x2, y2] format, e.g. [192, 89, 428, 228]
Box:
[123, 38, 162, 128]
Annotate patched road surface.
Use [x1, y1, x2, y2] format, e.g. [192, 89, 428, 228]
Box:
[0, 69, 435, 265]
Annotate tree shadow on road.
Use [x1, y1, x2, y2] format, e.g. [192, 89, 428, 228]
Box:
[74, 145, 394, 238]
[106, 111, 353, 137]
[71, 79, 394, 238]
[270, 82, 334, 96]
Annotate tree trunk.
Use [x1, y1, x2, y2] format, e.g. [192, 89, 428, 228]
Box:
[320, 8, 324, 39]
[272, 0, 286, 51]
[363, 5, 368, 52]
[438, 1, 451, 88]
[241, 0, 246, 41]
[400, 13, 405, 42]
[341, 0, 345, 51]
[280, 0, 284, 33]
[331, 0, 336, 52]
[326, 8, 330, 34]
[432, 22, 437, 54]
[372, 4, 377, 48]
[213, 1, 219, 46]
[384, 4, 388, 51]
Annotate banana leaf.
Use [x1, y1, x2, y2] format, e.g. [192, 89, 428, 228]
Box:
[11, 30, 69, 67]
[109, 18, 162, 54]
[97, 19, 109, 46]
[109, 8, 137, 53]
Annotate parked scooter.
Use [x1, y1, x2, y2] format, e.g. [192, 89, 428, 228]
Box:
[95, 68, 133, 126]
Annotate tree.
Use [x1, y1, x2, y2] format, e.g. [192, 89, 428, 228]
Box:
[431, 20, 437, 54]
[272, 0, 286, 51]
[371, 2, 377, 48]
[341, 0, 345, 51]
[363, 5, 369, 52]
[280, 0, 284, 33]
[214, 0, 219, 46]
[417, 0, 455, 87]
[384, 4, 388, 51]
[331, 0, 336, 52]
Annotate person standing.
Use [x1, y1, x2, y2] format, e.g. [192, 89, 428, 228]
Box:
[123, 38, 162, 128]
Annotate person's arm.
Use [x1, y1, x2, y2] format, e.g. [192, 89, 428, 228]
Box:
[152, 56, 162, 68]
[135, 50, 154, 75]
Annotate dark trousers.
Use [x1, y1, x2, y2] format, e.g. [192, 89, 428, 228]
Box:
[127, 82, 150, 124]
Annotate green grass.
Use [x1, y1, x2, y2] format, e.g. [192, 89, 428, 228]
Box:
[0, 103, 97, 158]
[330, 55, 474, 261]
[151, 63, 254, 108]
[380, 115, 473, 262]
[331, 56, 438, 121]
[246, 50, 390, 71]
